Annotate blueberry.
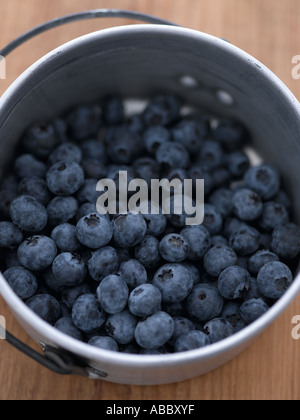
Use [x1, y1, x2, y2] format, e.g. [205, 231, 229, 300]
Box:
[174, 330, 210, 353]
[66, 106, 101, 141]
[76, 213, 113, 249]
[172, 120, 206, 154]
[166, 196, 194, 228]
[0, 222, 23, 248]
[158, 233, 189, 263]
[80, 140, 107, 163]
[202, 205, 223, 235]
[88, 246, 119, 282]
[239, 298, 270, 324]
[229, 225, 260, 256]
[211, 235, 228, 246]
[135, 311, 174, 350]
[118, 259, 148, 291]
[169, 316, 196, 346]
[27, 294, 61, 325]
[88, 336, 119, 352]
[113, 213, 147, 248]
[225, 151, 250, 178]
[129, 284, 162, 317]
[52, 253, 86, 287]
[132, 157, 160, 187]
[209, 188, 234, 219]
[218, 266, 251, 300]
[244, 164, 280, 200]
[187, 284, 224, 322]
[0, 189, 17, 218]
[203, 318, 234, 344]
[223, 217, 247, 239]
[143, 212, 167, 237]
[72, 294, 106, 333]
[221, 302, 247, 333]
[232, 188, 263, 222]
[257, 261, 293, 299]
[182, 263, 201, 285]
[51, 224, 80, 252]
[180, 225, 211, 261]
[48, 142, 83, 166]
[10, 195, 48, 232]
[82, 159, 107, 180]
[272, 223, 300, 259]
[156, 141, 189, 169]
[22, 122, 59, 158]
[152, 263, 194, 303]
[96, 274, 129, 314]
[203, 245, 237, 277]
[18, 177, 51, 206]
[274, 191, 292, 212]
[197, 140, 224, 171]
[143, 94, 181, 127]
[103, 96, 124, 125]
[54, 317, 83, 341]
[47, 196, 79, 226]
[140, 347, 169, 355]
[4, 266, 37, 300]
[214, 119, 248, 151]
[143, 126, 171, 154]
[14, 154, 47, 179]
[259, 202, 290, 232]
[76, 202, 97, 222]
[61, 282, 91, 310]
[46, 161, 84, 196]
[106, 164, 137, 193]
[18, 236, 57, 271]
[76, 179, 100, 204]
[105, 310, 138, 345]
[135, 235, 161, 269]
[42, 268, 64, 295]
[105, 127, 142, 165]
[127, 114, 145, 135]
[243, 277, 264, 301]
[211, 167, 232, 189]
[188, 166, 214, 196]
[167, 168, 188, 184]
[247, 250, 280, 276]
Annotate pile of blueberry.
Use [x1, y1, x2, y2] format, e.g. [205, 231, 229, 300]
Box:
[1, 94, 300, 355]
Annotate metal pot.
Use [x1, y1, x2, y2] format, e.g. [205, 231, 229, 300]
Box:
[0, 9, 300, 385]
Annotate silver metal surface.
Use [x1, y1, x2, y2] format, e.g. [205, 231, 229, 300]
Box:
[0, 23, 300, 385]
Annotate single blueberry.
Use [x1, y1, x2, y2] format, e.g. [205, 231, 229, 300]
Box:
[221, 302, 247, 333]
[156, 141, 189, 169]
[197, 140, 224, 171]
[14, 154, 47, 179]
[188, 166, 214, 196]
[143, 212, 168, 237]
[180, 225, 211, 261]
[66, 106, 101, 141]
[259, 201, 290, 232]
[88, 246, 119, 282]
[152, 263, 194, 303]
[105, 310, 138, 345]
[203, 318, 234, 344]
[209, 188, 234, 219]
[143, 126, 171, 154]
[82, 159, 107, 180]
[202, 205, 223, 235]
[187, 284, 224, 322]
[244, 164, 280, 200]
[47, 196, 79, 226]
[174, 330, 210, 353]
[88, 336, 119, 352]
[172, 120, 207, 154]
[27, 294, 61, 325]
[76, 179, 100, 204]
[118, 259, 148, 291]
[103, 96, 124, 125]
[96, 274, 129, 314]
[10, 195, 48, 233]
[0, 222, 23, 249]
[80, 139, 107, 163]
[48, 142, 82, 166]
[135, 311, 174, 350]
[225, 151, 250, 178]
[76, 202, 97, 222]
[51, 223, 80, 252]
[18, 177, 51, 206]
[105, 127, 142, 165]
[271, 223, 300, 260]
[132, 157, 160, 187]
[203, 245, 237, 277]
[214, 119, 249, 151]
[143, 94, 181, 127]
[22, 122, 60, 158]
[257, 261, 293, 299]
[218, 266, 251, 300]
[169, 316, 196, 347]
[72, 294, 106, 333]
[4, 266, 37, 300]
[240, 298, 270, 324]
[18, 236, 57, 271]
[52, 252, 87, 287]
[232, 188, 263, 222]
[128, 284, 162, 317]
[76, 213, 113, 249]
[113, 213, 147, 248]
[60, 282, 91, 310]
[247, 250, 280, 276]
[159, 233, 190, 263]
[135, 235, 161, 269]
[211, 235, 228, 247]
[46, 161, 85, 196]
[229, 225, 260, 256]
[54, 317, 83, 341]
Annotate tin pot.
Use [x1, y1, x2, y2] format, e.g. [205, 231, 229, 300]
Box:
[0, 9, 300, 385]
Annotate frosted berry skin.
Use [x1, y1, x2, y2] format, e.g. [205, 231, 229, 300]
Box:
[18, 236, 57, 272]
[10, 195, 48, 233]
[271, 223, 300, 260]
[244, 164, 280, 200]
[88, 336, 119, 352]
[187, 284, 224, 322]
[76, 213, 113, 249]
[203, 318, 234, 344]
[112, 214, 147, 248]
[88, 246, 119, 282]
[180, 226, 211, 261]
[0, 221, 23, 249]
[26, 294, 61, 325]
[232, 188, 263, 222]
[257, 261, 293, 299]
[47, 197, 79, 226]
[135, 312, 174, 350]
[46, 161, 85, 196]
[52, 253, 87, 288]
[4, 267, 37, 300]
[159, 234, 190, 263]
[204, 245, 238, 277]
[72, 294, 106, 333]
[105, 310, 138, 345]
[128, 284, 162, 318]
[174, 331, 210, 353]
[218, 266, 251, 300]
[96, 275, 129, 315]
[54, 317, 83, 341]
[239, 298, 270, 324]
[118, 259, 148, 291]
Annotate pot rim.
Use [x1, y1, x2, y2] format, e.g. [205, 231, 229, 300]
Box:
[0, 23, 300, 368]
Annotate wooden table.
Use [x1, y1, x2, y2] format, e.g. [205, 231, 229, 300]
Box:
[0, 0, 300, 401]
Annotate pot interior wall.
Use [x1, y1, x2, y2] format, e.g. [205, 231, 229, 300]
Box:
[0, 26, 300, 221]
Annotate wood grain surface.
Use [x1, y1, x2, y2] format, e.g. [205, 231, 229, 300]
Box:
[0, 0, 300, 401]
